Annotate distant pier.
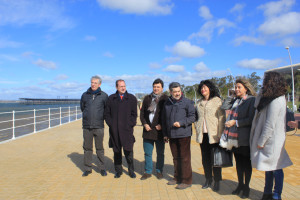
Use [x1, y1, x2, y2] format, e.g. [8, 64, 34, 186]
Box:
[19, 98, 80, 105]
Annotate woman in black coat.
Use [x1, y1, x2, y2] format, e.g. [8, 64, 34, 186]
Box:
[223, 79, 256, 198]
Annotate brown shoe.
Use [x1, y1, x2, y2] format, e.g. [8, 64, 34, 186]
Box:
[140, 173, 151, 180]
[167, 179, 177, 185]
[176, 183, 192, 190]
[156, 172, 163, 180]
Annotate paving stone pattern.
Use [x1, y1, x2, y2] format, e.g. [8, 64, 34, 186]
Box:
[0, 119, 299, 200]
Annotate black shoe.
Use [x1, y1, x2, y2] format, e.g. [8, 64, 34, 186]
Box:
[100, 170, 107, 176]
[82, 171, 92, 177]
[261, 194, 273, 200]
[241, 186, 250, 199]
[202, 179, 212, 189]
[114, 172, 122, 178]
[129, 172, 136, 178]
[232, 184, 244, 195]
[212, 181, 220, 192]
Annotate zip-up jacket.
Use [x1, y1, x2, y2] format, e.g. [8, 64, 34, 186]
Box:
[80, 87, 108, 129]
[162, 96, 196, 138]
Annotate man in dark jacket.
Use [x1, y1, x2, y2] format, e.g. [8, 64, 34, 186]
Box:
[140, 78, 168, 180]
[162, 82, 196, 190]
[80, 75, 108, 177]
[104, 79, 137, 178]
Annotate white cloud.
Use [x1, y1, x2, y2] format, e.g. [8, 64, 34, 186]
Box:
[22, 51, 36, 58]
[189, 19, 235, 42]
[230, 3, 245, 13]
[258, 12, 300, 36]
[33, 59, 57, 70]
[103, 51, 114, 58]
[84, 35, 97, 41]
[237, 58, 282, 70]
[233, 36, 265, 46]
[168, 41, 205, 58]
[194, 62, 209, 72]
[0, 39, 22, 48]
[55, 74, 68, 80]
[0, 54, 19, 62]
[163, 65, 185, 73]
[199, 6, 213, 20]
[0, 0, 74, 30]
[96, 0, 173, 15]
[163, 57, 182, 64]
[149, 62, 162, 69]
[258, 0, 295, 17]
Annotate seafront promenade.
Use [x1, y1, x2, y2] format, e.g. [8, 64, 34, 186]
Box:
[0, 119, 299, 200]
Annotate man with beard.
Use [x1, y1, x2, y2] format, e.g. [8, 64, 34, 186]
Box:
[140, 78, 168, 180]
[162, 82, 196, 189]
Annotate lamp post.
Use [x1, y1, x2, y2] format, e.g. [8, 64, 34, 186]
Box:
[285, 46, 296, 111]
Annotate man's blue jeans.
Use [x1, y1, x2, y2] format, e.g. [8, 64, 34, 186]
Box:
[264, 169, 284, 200]
[143, 138, 165, 174]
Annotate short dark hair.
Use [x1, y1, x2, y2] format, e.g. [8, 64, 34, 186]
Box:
[152, 78, 164, 88]
[198, 80, 220, 99]
[169, 82, 181, 92]
[115, 79, 125, 87]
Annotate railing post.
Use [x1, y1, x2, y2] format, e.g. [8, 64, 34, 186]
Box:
[12, 110, 15, 140]
[75, 106, 77, 120]
[34, 109, 36, 133]
[48, 108, 51, 128]
[60, 107, 62, 125]
[69, 106, 70, 122]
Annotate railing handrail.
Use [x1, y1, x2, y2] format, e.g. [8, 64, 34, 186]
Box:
[0, 105, 79, 115]
[0, 105, 82, 142]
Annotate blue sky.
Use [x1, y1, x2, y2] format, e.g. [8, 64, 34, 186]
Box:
[0, 0, 299, 100]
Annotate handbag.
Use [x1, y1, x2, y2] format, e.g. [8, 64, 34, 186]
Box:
[286, 107, 297, 135]
[211, 146, 233, 168]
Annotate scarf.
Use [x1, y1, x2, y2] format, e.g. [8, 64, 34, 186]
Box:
[220, 95, 248, 150]
[148, 92, 161, 113]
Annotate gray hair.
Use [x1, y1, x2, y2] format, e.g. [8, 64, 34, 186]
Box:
[91, 75, 102, 84]
[169, 82, 181, 92]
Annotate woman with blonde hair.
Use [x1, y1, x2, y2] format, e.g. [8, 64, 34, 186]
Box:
[223, 78, 256, 198]
[195, 80, 225, 191]
[250, 72, 292, 200]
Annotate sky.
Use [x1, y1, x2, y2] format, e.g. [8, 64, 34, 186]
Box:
[0, 0, 300, 100]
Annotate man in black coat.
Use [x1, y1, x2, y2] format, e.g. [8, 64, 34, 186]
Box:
[104, 79, 137, 178]
[162, 82, 196, 190]
[80, 75, 108, 177]
[140, 78, 168, 180]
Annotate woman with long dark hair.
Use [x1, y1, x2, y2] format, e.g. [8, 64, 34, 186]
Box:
[223, 78, 256, 198]
[195, 80, 225, 191]
[250, 72, 293, 200]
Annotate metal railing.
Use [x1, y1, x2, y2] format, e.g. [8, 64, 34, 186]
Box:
[0, 106, 82, 143]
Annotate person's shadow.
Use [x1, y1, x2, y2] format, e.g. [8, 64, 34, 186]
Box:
[67, 153, 262, 199]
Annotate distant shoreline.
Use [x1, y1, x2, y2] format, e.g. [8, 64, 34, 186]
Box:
[0, 100, 20, 103]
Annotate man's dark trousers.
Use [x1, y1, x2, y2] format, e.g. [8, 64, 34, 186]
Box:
[83, 128, 105, 171]
[114, 150, 134, 174]
[169, 136, 192, 184]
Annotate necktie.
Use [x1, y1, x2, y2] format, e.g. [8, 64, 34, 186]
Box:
[120, 95, 123, 100]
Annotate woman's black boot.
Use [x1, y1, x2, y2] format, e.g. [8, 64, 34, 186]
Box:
[202, 179, 212, 189]
[241, 186, 250, 199]
[232, 184, 244, 195]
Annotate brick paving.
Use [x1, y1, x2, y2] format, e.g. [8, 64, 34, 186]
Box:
[0, 119, 299, 200]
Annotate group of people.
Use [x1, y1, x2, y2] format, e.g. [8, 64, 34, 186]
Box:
[80, 72, 293, 200]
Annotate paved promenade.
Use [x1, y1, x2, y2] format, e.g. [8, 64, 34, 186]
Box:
[0, 120, 299, 200]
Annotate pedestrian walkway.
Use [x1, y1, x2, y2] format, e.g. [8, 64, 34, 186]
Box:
[0, 120, 299, 200]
